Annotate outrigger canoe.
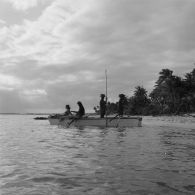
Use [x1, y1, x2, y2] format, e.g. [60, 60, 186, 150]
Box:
[48, 115, 142, 128]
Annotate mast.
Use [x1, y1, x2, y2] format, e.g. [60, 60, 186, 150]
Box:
[105, 69, 108, 127]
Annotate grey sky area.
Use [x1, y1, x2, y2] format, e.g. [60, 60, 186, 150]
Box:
[0, 0, 195, 113]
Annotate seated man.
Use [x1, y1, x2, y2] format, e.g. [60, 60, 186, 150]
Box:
[64, 105, 72, 116]
[76, 101, 85, 118]
[66, 101, 85, 126]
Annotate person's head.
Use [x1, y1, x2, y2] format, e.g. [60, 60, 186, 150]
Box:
[100, 94, 105, 98]
[119, 94, 125, 99]
[66, 105, 70, 110]
[77, 101, 82, 106]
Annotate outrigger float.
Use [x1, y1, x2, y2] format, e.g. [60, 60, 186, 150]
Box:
[48, 115, 142, 128]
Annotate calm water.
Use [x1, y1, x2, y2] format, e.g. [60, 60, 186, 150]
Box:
[0, 115, 195, 195]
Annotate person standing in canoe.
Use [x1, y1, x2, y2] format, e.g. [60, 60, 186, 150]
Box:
[100, 94, 106, 118]
[118, 94, 126, 116]
[76, 101, 85, 118]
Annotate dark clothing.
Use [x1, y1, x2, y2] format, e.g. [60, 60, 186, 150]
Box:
[64, 109, 72, 116]
[100, 99, 106, 118]
[118, 98, 125, 116]
[77, 104, 85, 117]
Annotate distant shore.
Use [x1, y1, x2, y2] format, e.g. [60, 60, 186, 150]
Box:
[1, 112, 195, 118]
[0, 113, 51, 115]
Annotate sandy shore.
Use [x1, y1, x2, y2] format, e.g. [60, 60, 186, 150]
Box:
[142, 115, 195, 128]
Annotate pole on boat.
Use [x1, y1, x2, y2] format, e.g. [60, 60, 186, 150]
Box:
[105, 69, 108, 127]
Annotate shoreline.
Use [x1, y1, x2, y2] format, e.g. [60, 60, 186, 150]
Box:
[142, 115, 195, 128]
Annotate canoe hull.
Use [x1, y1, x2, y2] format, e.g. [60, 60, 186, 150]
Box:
[48, 117, 142, 127]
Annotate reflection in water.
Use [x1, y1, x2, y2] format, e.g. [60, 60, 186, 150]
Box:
[0, 115, 195, 195]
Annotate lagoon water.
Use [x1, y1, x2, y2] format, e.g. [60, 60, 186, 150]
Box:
[0, 115, 195, 195]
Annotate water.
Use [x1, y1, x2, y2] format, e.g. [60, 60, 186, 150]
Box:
[0, 115, 195, 195]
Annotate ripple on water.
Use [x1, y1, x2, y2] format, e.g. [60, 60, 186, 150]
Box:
[0, 115, 195, 195]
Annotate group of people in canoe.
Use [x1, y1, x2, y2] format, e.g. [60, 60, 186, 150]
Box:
[64, 101, 85, 118]
[62, 94, 126, 119]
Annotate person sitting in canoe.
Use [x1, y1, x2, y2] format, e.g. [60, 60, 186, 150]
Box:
[66, 101, 85, 126]
[100, 94, 106, 118]
[64, 105, 72, 116]
[118, 94, 126, 116]
[59, 104, 72, 121]
[75, 101, 85, 118]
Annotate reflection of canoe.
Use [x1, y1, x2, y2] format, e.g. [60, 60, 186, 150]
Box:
[48, 116, 142, 127]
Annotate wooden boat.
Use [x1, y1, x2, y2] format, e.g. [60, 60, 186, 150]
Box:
[48, 115, 142, 128]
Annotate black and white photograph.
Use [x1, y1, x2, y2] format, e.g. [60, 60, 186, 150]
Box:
[0, 0, 195, 194]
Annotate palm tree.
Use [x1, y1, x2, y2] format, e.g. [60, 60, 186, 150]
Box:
[151, 69, 184, 113]
[183, 68, 195, 112]
[156, 69, 173, 85]
[129, 86, 150, 114]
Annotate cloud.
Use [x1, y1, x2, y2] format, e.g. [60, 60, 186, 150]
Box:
[0, 73, 22, 89]
[2, 0, 193, 66]
[4, 0, 39, 11]
[0, 0, 195, 113]
[0, 88, 51, 113]
[22, 89, 47, 96]
[0, 19, 6, 25]
[0, 0, 101, 64]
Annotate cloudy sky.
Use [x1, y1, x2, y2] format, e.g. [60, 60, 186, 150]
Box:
[0, 0, 195, 113]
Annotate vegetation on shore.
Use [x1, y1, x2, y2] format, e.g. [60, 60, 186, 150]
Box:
[94, 68, 195, 116]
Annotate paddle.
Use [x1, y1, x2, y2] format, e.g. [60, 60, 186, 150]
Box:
[109, 114, 119, 122]
[66, 117, 78, 127]
[66, 113, 90, 128]
[116, 116, 121, 128]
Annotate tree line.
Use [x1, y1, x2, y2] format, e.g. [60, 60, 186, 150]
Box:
[94, 68, 195, 115]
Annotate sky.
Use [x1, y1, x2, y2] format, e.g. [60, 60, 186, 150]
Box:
[0, 0, 195, 113]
